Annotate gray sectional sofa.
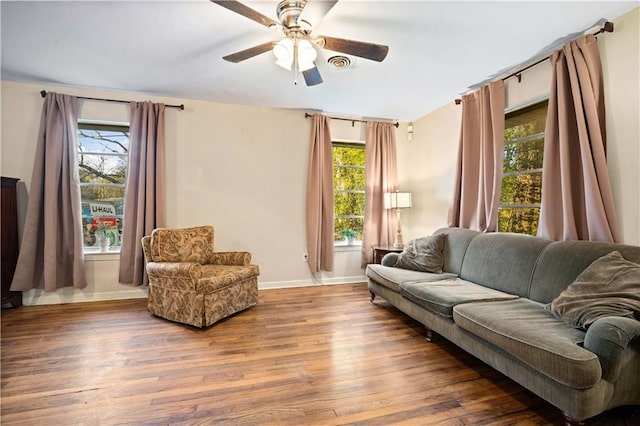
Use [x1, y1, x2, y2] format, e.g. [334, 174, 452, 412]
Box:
[365, 227, 640, 424]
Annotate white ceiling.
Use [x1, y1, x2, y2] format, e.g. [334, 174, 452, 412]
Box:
[1, 1, 637, 122]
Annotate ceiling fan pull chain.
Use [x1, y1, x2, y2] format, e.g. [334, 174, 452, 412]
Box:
[293, 38, 299, 85]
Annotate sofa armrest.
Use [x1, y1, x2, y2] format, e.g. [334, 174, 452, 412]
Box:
[210, 252, 251, 266]
[146, 262, 203, 280]
[584, 316, 640, 382]
[381, 252, 399, 266]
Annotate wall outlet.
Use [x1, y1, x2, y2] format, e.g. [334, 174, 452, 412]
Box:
[302, 253, 308, 262]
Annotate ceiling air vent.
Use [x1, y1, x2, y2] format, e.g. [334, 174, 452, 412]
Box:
[327, 55, 353, 70]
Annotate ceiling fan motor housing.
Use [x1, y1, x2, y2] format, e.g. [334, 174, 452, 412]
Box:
[277, 0, 308, 28]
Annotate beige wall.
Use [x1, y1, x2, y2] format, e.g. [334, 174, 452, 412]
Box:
[396, 104, 461, 240]
[1, 82, 400, 304]
[402, 7, 640, 246]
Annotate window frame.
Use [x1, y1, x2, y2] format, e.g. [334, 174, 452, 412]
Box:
[332, 140, 365, 248]
[498, 98, 548, 236]
[77, 120, 130, 254]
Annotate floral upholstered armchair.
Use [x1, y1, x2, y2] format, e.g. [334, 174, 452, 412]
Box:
[141, 226, 259, 328]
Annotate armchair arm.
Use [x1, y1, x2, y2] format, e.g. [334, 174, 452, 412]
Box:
[584, 316, 640, 382]
[141, 236, 152, 264]
[210, 251, 251, 266]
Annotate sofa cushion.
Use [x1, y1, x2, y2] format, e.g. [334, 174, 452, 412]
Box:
[453, 299, 601, 389]
[546, 251, 640, 329]
[365, 264, 456, 293]
[433, 227, 480, 275]
[394, 233, 445, 273]
[459, 232, 551, 298]
[530, 240, 640, 304]
[399, 279, 518, 318]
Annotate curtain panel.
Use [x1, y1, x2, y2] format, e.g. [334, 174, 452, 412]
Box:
[306, 114, 334, 273]
[448, 80, 505, 232]
[11, 92, 87, 292]
[118, 101, 167, 285]
[361, 121, 398, 267]
[538, 34, 620, 243]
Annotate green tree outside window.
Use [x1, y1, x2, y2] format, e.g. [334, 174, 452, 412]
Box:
[333, 142, 365, 242]
[498, 100, 548, 236]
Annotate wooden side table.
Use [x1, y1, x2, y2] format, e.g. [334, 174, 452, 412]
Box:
[372, 246, 403, 264]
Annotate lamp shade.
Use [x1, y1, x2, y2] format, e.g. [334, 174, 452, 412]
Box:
[384, 191, 412, 209]
[297, 39, 317, 71]
[273, 37, 317, 72]
[273, 38, 294, 70]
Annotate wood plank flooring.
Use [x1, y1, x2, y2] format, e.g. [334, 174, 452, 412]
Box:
[1, 283, 638, 425]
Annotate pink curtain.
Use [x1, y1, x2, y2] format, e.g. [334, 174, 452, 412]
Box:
[306, 114, 334, 273]
[11, 92, 87, 291]
[537, 35, 620, 243]
[361, 121, 398, 267]
[118, 101, 167, 285]
[448, 80, 505, 232]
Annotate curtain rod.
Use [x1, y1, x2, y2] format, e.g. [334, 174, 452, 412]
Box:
[454, 21, 614, 105]
[304, 112, 399, 128]
[40, 90, 185, 110]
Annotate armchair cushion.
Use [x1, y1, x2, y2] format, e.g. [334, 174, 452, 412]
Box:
[150, 226, 215, 263]
[146, 262, 203, 279]
[198, 265, 260, 292]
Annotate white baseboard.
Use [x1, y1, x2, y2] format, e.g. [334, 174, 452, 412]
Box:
[258, 275, 367, 290]
[21, 288, 148, 306]
[17, 276, 367, 305]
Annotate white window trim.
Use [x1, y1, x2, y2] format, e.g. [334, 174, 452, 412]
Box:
[333, 139, 365, 247]
[84, 251, 121, 262]
[334, 240, 362, 252]
[78, 121, 129, 254]
[499, 98, 548, 234]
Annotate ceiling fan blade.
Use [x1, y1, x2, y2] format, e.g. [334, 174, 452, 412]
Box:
[303, 65, 323, 86]
[223, 41, 274, 63]
[299, 0, 339, 26]
[210, 0, 279, 28]
[319, 36, 389, 62]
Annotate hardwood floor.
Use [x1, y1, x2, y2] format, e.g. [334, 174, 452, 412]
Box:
[1, 283, 638, 425]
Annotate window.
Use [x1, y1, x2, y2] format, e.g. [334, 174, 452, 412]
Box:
[498, 100, 548, 235]
[77, 123, 130, 251]
[333, 141, 365, 244]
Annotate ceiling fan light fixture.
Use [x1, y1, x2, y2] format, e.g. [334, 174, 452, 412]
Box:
[275, 58, 293, 71]
[273, 37, 316, 72]
[273, 38, 293, 60]
[273, 38, 294, 70]
[212, 0, 390, 86]
[297, 39, 317, 70]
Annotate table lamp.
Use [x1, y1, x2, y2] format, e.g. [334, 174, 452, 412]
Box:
[384, 191, 412, 249]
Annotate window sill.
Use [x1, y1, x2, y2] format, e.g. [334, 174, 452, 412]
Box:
[334, 241, 362, 252]
[84, 248, 121, 262]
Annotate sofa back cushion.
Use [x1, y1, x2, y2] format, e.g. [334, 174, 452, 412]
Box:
[459, 232, 551, 297]
[529, 240, 640, 304]
[433, 227, 481, 275]
[151, 225, 215, 264]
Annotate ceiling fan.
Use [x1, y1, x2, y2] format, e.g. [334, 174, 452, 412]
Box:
[210, 0, 389, 86]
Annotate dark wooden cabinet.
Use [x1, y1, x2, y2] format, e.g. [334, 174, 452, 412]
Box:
[2, 177, 22, 308]
[372, 246, 404, 264]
